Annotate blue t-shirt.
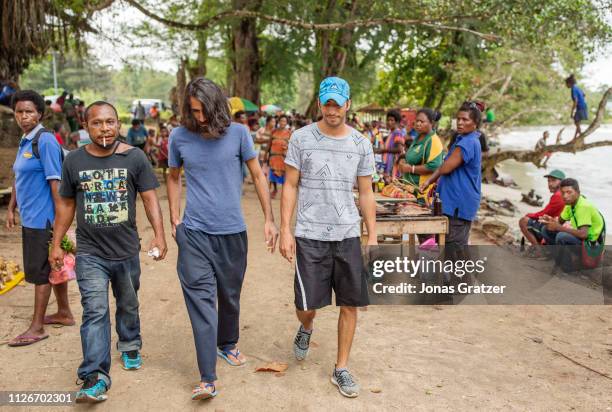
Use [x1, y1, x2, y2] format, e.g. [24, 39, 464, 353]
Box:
[169, 123, 257, 234]
[437, 131, 482, 221]
[127, 126, 148, 146]
[571, 85, 587, 110]
[12, 124, 63, 229]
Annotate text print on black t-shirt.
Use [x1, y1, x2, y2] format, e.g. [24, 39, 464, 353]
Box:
[79, 168, 129, 226]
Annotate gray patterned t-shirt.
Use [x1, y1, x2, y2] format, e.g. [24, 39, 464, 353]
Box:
[284, 123, 375, 241]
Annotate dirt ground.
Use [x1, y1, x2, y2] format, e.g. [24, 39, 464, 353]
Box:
[0, 182, 611, 411]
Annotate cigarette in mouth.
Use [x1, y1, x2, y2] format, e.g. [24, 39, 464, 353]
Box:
[103, 137, 107, 147]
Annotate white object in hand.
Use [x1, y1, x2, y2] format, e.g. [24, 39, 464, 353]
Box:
[148, 247, 160, 258]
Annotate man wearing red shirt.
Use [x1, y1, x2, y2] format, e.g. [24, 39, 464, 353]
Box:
[519, 170, 565, 254]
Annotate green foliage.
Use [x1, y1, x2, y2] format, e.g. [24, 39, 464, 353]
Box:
[20, 54, 112, 95]
[20, 53, 175, 112]
[17, 0, 612, 125]
[368, 0, 611, 124]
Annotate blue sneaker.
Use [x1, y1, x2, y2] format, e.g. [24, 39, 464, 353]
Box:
[76, 375, 108, 403]
[121, 350, 142, 370]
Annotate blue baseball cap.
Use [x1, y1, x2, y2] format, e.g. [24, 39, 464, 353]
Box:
[319, 77, 350, 106]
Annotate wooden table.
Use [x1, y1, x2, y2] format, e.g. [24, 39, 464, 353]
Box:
[357, 192, 448, 256]
[361, 215, 448, 246]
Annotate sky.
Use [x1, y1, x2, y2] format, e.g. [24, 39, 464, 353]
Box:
[87, 4, 612, 89]
[582, 45, 612, 89]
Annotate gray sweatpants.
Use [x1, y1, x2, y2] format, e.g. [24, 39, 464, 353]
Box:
[175, 224, 248, 382]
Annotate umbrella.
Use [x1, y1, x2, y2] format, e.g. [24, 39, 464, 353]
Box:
[261, 104, 282, 114]
[228, 97, 258, 114]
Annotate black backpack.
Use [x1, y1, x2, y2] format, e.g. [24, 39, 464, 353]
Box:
[31, 128, 68, 160]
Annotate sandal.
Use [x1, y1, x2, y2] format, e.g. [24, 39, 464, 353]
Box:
[192, 383, 217, 400]
[217, 348, 246, 366]
[8, 333, 49, 347]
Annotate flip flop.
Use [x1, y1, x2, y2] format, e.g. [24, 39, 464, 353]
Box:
[192, 383, 217, 401]
[217, 348, 246, 366]
[8, 333, 49, 347]
[43, 316, 76, 326]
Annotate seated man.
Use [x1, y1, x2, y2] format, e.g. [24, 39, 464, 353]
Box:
[540, 178, 605, 272]
[519, 170, 565, 257]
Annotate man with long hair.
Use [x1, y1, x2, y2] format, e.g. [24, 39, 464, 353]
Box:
[167, 77, 279, 400]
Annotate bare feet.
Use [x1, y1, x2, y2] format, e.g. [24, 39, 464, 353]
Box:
[44, 312, 76, 326]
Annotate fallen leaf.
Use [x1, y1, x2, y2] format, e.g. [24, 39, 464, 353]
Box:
[310, 341, 320, 348]
[370, 388, 382, 393]
[255, 362, 288, 373]
[425, 389, 432, 395]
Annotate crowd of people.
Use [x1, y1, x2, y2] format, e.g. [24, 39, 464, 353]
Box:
[4, 72, 603, 405]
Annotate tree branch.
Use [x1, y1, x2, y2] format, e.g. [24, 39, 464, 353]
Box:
[122, 0, 501, 40]
[470, 76, 507, 100]
[496, 107, 559, 127]
[483, 87, 612, 172]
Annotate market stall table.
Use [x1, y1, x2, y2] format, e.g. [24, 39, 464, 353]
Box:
[360, 193, 448, 255]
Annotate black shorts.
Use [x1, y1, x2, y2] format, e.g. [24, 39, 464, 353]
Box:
[294, 237, 369, 310]
[22, 226, 52, 285]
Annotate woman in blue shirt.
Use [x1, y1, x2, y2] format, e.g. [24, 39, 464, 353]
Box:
[8, 90, 74, 347]
[420, 101, 483, 248]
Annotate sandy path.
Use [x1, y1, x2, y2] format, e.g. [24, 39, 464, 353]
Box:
[0, 183, 611, 411]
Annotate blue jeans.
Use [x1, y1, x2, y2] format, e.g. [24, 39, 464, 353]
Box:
[75, 254, 142, 389]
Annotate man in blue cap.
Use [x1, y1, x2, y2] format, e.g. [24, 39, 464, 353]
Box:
[280, 76, 378, 398]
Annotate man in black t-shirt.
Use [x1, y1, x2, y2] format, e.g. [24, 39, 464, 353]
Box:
[49, 101, 167, 404]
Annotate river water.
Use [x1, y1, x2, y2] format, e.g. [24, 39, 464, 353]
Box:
[496, 124, 612, 225]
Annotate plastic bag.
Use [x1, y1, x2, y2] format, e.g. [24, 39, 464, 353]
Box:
[49, 253, 76, 285]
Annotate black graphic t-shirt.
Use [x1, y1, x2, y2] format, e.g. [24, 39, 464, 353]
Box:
[59, 145, 159, 260]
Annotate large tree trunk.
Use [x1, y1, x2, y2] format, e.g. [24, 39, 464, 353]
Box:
[1, 0, 51, 84]
[305, 0, 358, 119]
[187, 31, 208, 79]
[229, 0, 261, 103]
[174, 59, 187, 115]
[424, 68, 451, 108]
